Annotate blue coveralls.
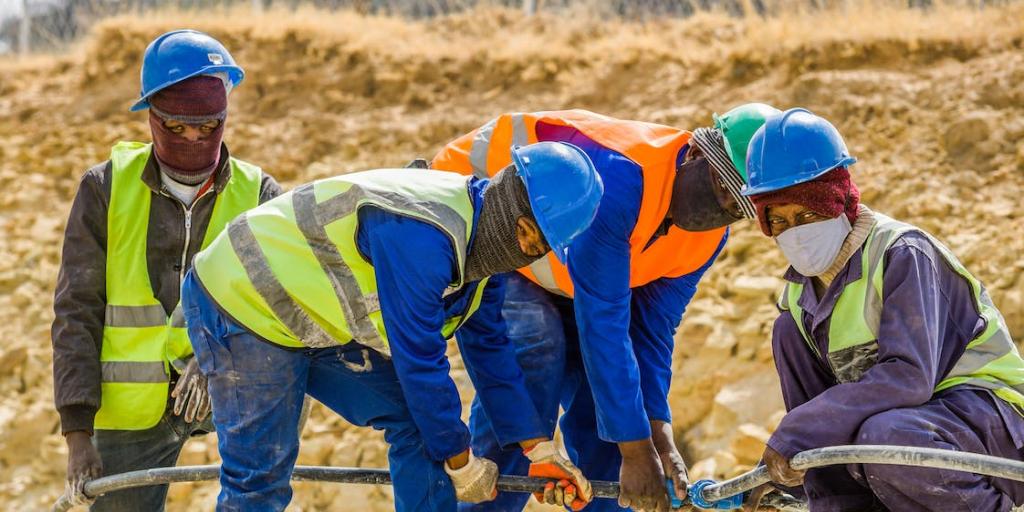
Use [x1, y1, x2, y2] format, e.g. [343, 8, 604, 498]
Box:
[182, 178, 547, 511]
[770, 229, 1024, 511]
[464, 125, 726, 511]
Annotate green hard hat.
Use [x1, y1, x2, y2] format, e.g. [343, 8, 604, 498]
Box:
[712, 103, 782, 181]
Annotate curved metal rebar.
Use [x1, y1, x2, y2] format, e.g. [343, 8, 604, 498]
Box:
[700, 445, 1024, 502]
[53, 445, 1024, 511]
[52, 466, 622, 512]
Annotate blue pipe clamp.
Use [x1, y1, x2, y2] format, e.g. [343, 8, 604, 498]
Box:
[686, 479, 745, 510]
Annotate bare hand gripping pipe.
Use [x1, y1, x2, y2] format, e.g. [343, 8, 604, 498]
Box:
[53, 445, 1024, 511]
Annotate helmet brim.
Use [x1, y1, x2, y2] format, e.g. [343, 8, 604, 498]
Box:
[741, 156, 857, 196]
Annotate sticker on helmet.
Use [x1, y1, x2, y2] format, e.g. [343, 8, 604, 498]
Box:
[208, 54, 224, 65]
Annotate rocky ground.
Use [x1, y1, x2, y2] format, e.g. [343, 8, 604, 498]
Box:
[0, 4, 1022, 509]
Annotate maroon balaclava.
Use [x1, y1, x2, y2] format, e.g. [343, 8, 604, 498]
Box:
[149, 75, 228, 184]
[750, 166, 861, 236]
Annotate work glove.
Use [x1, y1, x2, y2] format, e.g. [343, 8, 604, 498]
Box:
[444, 452, 499, 503]
[65, 431, 102, 507]
[170, 356, 211, 423]
[525, 440, 593, 511]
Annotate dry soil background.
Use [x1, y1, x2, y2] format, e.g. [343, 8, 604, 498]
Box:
[0, 4, 1022, 510]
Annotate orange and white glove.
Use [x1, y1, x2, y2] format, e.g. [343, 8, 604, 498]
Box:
[525, 440, 593, 511]
[444, 453, 499, 503]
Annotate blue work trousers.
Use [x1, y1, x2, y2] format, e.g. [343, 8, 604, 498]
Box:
[464, 273, 626, 512]
[181, 271, 455, 512]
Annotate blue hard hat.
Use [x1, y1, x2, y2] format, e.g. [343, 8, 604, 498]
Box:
[511, 142, 603, 263]
[741, 108, 857, 196]
[130, 30, 244, 112]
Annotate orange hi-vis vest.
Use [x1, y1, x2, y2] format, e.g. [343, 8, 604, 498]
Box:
[430, 109, 727, 297]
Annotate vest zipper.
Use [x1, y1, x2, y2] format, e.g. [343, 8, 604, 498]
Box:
[161, 187, 216, 285]
[180, 208, 192, 284]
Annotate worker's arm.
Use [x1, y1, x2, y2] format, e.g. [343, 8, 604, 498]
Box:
[629, 233, 725, 501]
[563, 144, 676, 510]
[52, 164, 110, 435]
[768, 232, 974, 459]
[630, 232, 726, 424]
[454, 275, 548, 446]
[566, 157, 647, 442]
[53, 165, 110, 504]
[363, 208, 472, 462]
[458, 275, 594, 510]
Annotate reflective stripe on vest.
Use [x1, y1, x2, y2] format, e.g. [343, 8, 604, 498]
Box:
[431, 109, 727, 297]
[778, 213, 1024, 413]
[96, 141, 262, 430]
[193, 169, 489, 354]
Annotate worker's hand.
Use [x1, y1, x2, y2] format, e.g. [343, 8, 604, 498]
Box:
[65, 431, 101, 507]
[742, 483, 772, 512]
[660, 450, 691, 509]
[444, 451, 499, 503]
[171, 356, 211, 423]
[524, 439, 593, 510]
[762, 446, 805, 487]
[651, 420, 690, 509]
[618, 438, 670, 512]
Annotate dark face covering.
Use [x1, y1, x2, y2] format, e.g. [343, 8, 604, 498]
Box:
[670, 157, 740, 232]
[464, 165, 544, 283]
[149, 113, 225, 176]
[149, 76, 228, 184]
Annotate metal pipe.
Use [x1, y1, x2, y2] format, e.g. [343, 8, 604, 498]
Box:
[53, 466, 622, 512]
[53, 445, 1024, 511]
[700, 445, 1024, 503]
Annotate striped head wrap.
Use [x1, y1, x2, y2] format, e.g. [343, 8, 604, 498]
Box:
[690, 127, 757, 219]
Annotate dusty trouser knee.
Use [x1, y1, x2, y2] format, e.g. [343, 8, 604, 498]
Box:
[855, 407, 1018, 512]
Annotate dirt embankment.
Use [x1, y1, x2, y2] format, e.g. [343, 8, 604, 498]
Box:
[0, 5, 1022, 509]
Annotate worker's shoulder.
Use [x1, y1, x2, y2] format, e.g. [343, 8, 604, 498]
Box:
[887, 228, 938, 252]
[77, 160, 113, 195]
[884, 229, 944, 270]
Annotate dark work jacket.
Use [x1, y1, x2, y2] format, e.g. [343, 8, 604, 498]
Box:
[51, 144, 282, 434]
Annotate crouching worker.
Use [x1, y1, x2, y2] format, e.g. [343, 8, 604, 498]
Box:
[52, 30, 281, 510]
[181, 142, 603, 511]
[743, 108, 1024, 511]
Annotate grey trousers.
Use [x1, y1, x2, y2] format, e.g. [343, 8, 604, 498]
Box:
[90, 405, 213, 512]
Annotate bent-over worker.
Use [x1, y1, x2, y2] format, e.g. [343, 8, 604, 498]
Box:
[181, 142, 602, 511]
[431, 105, 780, 512]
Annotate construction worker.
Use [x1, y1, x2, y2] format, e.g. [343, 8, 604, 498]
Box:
[51, 30, 281, 510]
[743, 108, 1024, 511]
[180, 141, 602, 511]
[430, 106, 779, 512]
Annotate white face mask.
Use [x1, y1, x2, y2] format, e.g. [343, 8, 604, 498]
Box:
[774, 214, 852, 277]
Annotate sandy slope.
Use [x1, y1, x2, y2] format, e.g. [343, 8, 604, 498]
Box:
[0, 4, 1022, 509]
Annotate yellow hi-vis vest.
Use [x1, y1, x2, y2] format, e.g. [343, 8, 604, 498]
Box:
[193, 169, 489, 353]
[96, 141, 262, 430]
[779, 213, 1024, 413]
